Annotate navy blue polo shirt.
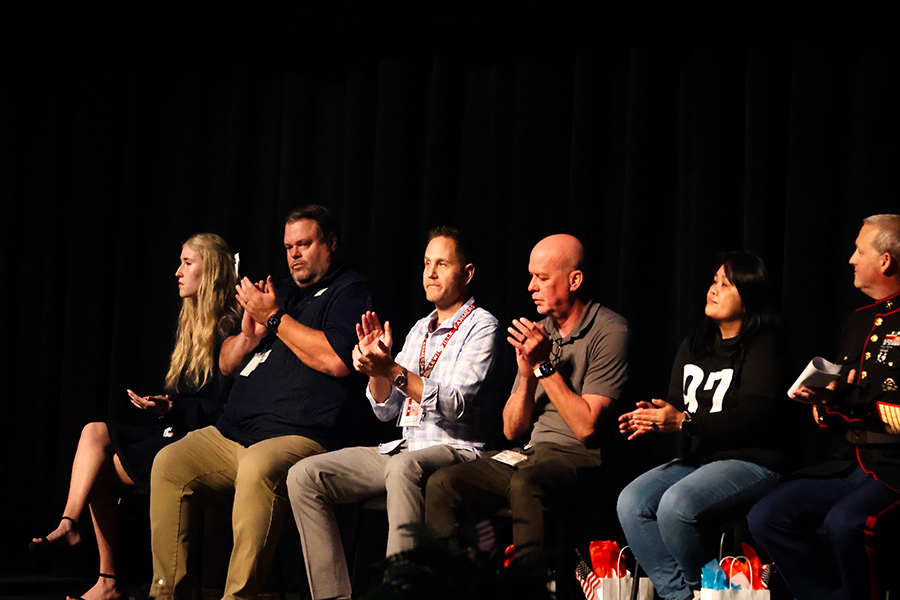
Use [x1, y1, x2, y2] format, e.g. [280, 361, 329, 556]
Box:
[216, 266, 373, 449]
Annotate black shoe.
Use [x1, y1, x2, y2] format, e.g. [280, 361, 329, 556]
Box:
[29, 515, 80, 559]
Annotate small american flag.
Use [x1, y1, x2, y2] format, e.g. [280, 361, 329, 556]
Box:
[575, 550, 601, 600]
[474, 518, 495, 553]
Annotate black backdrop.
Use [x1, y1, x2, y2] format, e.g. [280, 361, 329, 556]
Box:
[2, 2, 898, 575]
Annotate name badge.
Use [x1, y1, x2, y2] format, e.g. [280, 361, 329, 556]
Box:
[378, 439, 404, 454]
[240, 349, 272, 377]
[398, 397, 424, 427]
[492, 449, 529, 467]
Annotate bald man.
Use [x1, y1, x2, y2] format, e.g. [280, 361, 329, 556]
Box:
[425, 234, 629, 563]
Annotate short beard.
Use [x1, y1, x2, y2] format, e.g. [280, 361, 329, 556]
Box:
[292, 272, 314, 288]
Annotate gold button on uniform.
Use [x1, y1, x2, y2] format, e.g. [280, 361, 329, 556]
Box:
[861, 371, 868, 379]
[871, 334, 879, 343]
[875, 317, 883, 327]
[865, 352, 872, 360]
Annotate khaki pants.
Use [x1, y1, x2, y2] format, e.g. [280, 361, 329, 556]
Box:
[149, 426, 324, 600]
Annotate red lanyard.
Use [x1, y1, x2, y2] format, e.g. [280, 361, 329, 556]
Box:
[418, 303, 476, 377]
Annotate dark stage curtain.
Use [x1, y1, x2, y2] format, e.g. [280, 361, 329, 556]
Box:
[2, 4, 897, 577]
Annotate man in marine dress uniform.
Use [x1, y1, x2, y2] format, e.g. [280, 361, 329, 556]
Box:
[749, 214, 900, 600]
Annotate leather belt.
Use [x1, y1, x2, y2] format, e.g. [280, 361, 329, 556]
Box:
[846, 430, 900, 445]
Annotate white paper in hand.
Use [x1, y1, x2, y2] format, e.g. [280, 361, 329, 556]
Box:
[787, 357, 841, 399]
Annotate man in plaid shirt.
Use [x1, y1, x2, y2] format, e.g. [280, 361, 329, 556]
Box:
[286, 226, 503, 600]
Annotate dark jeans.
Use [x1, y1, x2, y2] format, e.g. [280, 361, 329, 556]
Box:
[747, 466, 900, 600]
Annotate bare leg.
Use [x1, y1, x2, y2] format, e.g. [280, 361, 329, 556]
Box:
[94, 453, 134, 573]
[34, 422, 118, 546]
[36, 422, 134, 600]
[66, 573, 119, 600]
[67, 454, 134, 600]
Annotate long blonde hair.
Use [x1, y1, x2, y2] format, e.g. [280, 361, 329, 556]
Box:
[165, 233, 241, 392]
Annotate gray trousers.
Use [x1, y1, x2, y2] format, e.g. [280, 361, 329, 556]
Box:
[286, 443, 476, 600]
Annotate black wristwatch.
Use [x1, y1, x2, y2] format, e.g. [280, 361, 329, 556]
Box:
[392, 367, 408, 388]
[680, 411, 694, 433]
[533, 361, 556, 379]
[267, 310, 285, 332]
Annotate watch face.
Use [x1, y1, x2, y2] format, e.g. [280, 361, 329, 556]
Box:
[536, 362, 555, 378]
[267, 314, 280, 329]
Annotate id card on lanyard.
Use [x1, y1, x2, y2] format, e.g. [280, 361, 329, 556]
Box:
[398, 397, 423, 427]
[399, 303, 477, 428]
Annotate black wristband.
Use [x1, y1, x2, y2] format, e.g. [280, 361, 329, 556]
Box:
[267, 310, 285, 332]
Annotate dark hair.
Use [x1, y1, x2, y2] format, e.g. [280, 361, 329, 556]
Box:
[691, 251, 778, 358]
[427, 226, 474, 266]
[285, 204, 339, 245]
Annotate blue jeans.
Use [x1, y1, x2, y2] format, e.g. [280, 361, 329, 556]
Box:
[747, 465, 900, 600]
[617, 459, 778, 600]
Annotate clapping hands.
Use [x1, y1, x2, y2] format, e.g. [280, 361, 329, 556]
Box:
[352, 311, 395, 378]
[618, 399, 682, 440]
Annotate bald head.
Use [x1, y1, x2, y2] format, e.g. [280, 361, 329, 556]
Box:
[527, 234, 588, 321]
[530, 234, 586, 274]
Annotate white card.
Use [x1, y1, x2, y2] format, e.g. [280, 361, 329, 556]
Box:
[240, 349, 272, 377]
[492, 449, 529, 467]
[378, 439, 404, 454]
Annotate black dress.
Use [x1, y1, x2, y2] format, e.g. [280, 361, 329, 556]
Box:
[108, 329, 236, 492]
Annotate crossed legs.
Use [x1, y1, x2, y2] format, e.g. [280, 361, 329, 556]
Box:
[34, 422, 134, 600]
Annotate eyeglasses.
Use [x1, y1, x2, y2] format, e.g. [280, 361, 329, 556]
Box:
[549, 337, 564, 366]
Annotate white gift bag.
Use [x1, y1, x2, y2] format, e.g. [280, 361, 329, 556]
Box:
[699, 587, 769, 600]
[594, 574, 654, 600]
[575, 545, 654, 600]
[700, 556, 770, 600]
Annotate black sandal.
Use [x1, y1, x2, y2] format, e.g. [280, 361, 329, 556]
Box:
[28, 515, 80, 558]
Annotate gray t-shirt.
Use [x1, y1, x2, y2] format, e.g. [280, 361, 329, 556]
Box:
[511, 301, 629, 448]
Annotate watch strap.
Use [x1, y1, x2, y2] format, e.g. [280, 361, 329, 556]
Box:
[267, 310, 285, 331]
[533, 361, 555, 379]
[392, 367, 408, 388]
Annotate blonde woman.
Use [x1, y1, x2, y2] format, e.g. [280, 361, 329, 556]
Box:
[30, 233, 241, 600]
